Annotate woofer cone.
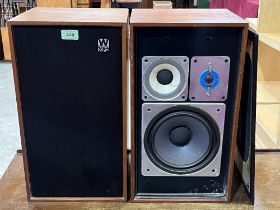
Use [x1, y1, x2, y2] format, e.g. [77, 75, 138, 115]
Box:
[144, 106, 220, 174]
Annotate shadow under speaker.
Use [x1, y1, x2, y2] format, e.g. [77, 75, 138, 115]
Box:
[9, 8, 128, 201]
[130, 9, 250, 202]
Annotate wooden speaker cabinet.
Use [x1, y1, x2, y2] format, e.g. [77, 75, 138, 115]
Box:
[130, 9, 252, 202]
[8, 8, 128, 201]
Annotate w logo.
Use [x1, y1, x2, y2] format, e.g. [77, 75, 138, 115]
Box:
[98, 38, 110, 52]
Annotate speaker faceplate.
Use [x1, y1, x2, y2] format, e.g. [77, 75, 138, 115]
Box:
[141, 103, 226, 177]
[142, 56, 189, 101]
[189, 56, 230, 101]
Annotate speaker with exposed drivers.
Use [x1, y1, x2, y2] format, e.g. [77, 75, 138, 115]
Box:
[8, 8, 128, 201]
[130, 9, 250, 202]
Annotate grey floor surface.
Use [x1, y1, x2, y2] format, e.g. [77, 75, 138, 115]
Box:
[0, 61, 21, 178]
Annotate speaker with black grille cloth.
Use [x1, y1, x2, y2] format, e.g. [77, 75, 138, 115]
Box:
[8, 8, 128, 201]
[130, 9, 251, 202]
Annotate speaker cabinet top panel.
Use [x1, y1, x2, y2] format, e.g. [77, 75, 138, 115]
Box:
[130, 9, 248, 27]
[8, 8, 129, 26]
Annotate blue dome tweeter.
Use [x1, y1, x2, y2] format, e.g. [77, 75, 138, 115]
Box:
[200, 70, 219, 89]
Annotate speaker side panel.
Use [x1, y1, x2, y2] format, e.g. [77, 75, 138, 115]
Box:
[235, 29, 258, 204]
[13, 26, 124, 198]
[134, 27, 243, 198]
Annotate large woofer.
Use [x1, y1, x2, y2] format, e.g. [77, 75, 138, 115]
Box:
[144, 106, 220, 174]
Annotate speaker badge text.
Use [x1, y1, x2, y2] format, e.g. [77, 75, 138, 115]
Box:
[98, 39, 110, 53]
[61, 30, 79, 41]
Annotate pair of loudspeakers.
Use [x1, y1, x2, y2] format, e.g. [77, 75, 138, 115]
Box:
[8, 8, 256, 202]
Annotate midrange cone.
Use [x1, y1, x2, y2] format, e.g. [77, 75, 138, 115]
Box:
[142, 56, 189, 101]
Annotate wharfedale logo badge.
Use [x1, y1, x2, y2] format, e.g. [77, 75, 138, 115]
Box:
[98, 38, 110, 52]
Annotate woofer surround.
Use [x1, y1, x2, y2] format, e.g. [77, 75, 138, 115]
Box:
[141, 103, 226, 177]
